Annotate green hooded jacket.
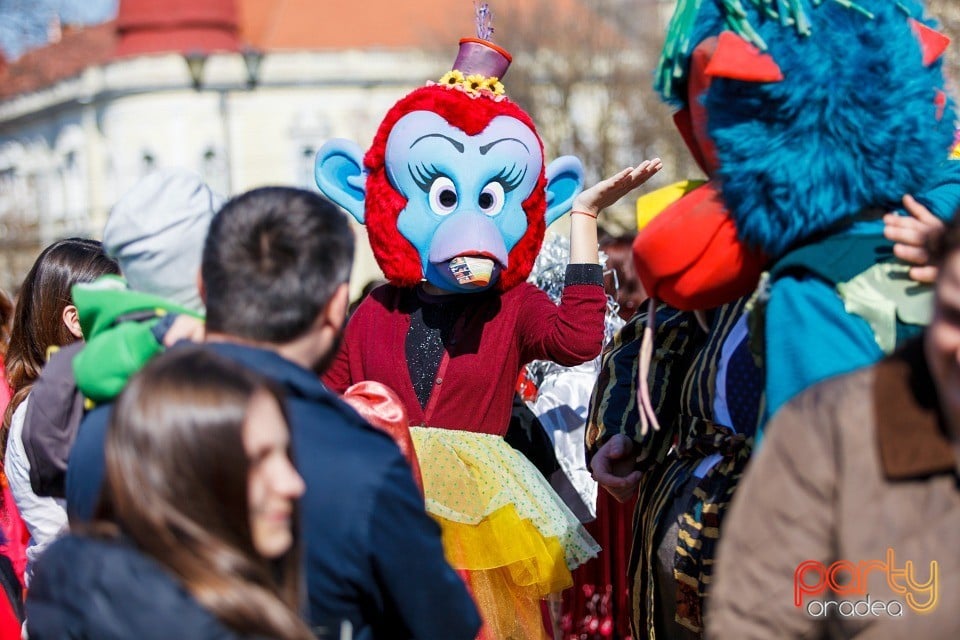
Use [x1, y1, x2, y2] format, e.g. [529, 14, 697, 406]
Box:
[72, 275, 203, 404]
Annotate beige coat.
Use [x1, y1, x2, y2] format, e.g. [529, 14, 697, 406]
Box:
[707, 340, 960, 639]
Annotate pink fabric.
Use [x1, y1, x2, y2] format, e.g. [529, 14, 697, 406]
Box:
[0, 484, 26, 584]
[0, 588, 19, 640]
[324, 282, 605, 436]
[0, 359, 28, 587]
[342, 381, 423, 492]
[0, 366, 10, 411]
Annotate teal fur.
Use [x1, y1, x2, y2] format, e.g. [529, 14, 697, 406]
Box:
[660, 0, 957, 257]
[657, 0, 725, 103]
[656, 0, 907, 101]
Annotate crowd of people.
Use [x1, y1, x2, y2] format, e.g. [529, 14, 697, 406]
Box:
[0, 170, 953, 640]
[0, 1, 959, 639]
[0, 151, 662, 640]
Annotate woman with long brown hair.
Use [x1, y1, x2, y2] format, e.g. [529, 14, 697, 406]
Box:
[2, 238, 119, 438]
[2, 238, 119, 580]
[26, 346, 314, 640]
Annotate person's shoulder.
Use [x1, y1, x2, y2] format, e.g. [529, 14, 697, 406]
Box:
[289, 395, 416, 523]
[36, 535, 159, 585]
[75, 402, 113, 443]
[290, 391, 404, 455]
[31, 535, 152, 605]
[6, 395, 29, 463]
[33, 532, 92, 564]
[767, 363, 875, 445]
[11, 393, 29, 422]
[367, 281, 402, 302]
[357, 283, 405, 315]
[789, 364, 873, 412]
[504, 281, 539, 299]
[30, 535, 239, 640]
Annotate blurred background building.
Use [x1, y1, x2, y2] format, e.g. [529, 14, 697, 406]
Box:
[0, 0, 956, 296]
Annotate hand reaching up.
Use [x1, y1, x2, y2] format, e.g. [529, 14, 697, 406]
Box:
[572, 159, 663, 217]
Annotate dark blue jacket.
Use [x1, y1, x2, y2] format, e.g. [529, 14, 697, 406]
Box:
[65, 342, 481, 640]
[27, 535, 244, 639]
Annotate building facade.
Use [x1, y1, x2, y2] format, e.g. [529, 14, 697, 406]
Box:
[0, 0, 471, 294]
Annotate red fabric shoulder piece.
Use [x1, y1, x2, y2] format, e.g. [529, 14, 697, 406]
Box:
[704, 31, 784, 83]
[632, 181, 768, 311]
[342, 381, 423, 493]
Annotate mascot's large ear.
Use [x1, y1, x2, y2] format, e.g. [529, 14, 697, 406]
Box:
[315, 139, 367, 224]
[544, 155, 584, 226]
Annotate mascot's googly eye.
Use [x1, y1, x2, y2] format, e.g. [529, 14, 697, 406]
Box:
[479, 182, 506, 216]
[429, 176, 459, 215]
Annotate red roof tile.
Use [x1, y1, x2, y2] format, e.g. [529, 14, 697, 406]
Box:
[237, 0, 472, 51]
[0, 0, 616, 101]
[0, 22, 117, 101]
[115, 0, 241, 58]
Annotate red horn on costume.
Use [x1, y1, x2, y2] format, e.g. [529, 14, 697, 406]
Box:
[704, 31, 784, 83]
[909, 19, 951, 67]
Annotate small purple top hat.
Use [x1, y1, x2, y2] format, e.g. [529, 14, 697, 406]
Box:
[452, 37, 512, 79]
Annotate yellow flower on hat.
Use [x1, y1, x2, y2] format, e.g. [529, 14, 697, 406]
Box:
[439, 70, 466, 87]
[464, 74, 486, 95]
[482, 77, 505, 96]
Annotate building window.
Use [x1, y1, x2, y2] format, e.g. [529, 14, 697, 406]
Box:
[298, 145, 317, 189]
[201, 146, 229, 196]
[61, 149, 87, 228]
[141, 151, 156, 176]
[0, 168, 16, 217]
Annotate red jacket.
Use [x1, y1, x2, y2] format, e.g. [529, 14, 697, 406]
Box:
[324, 281, 606, 435]
[0, 359, 24, 637]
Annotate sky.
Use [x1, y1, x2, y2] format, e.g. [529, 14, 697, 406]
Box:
[0, 0, 117, 60]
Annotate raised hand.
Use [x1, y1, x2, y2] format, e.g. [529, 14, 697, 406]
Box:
[572, 159, 663, 217]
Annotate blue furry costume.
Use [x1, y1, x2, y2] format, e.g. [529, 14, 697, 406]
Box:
[647, 0, 960, 420]
[587, 1, 959, 638]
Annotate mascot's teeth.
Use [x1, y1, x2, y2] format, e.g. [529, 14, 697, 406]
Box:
[450, 256, 494, 286]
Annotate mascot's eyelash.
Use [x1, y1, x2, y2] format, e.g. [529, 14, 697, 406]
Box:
[408, 163, 526, 193]
[409, 163, 451, 192]
[491, 165, 526, 192]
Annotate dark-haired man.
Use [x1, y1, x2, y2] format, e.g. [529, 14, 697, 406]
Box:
[66, 187, 481, 639]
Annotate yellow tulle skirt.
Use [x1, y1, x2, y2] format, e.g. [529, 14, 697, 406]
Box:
[410, 427, 600, 640]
